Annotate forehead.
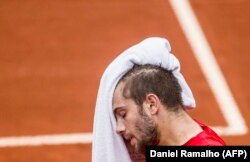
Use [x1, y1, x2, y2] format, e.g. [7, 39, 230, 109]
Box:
[112, 81, 126, 111]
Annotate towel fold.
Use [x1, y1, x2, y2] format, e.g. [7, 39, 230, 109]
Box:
[92, 37, 195, 162]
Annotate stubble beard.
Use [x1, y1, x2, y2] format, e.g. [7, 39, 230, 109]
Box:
[134, 107, 160, 154]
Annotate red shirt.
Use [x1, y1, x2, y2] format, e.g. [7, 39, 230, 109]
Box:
[183, 120, 226, 146]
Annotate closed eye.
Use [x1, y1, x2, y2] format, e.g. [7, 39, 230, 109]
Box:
[121, 112, 126, 118]
[119, 110, 126, 119]
[113, 107, 127, 120]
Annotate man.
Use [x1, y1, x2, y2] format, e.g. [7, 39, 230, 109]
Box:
[92, 37, 225, 162]
[113, 64, 225, 154]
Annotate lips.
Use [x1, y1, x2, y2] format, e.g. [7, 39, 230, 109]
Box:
[130, 137, 137, 146]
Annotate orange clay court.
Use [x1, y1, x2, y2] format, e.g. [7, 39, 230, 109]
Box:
[0, 0, 250, 161]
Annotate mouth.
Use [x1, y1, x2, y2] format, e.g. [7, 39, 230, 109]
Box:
[124, 135, 136, 147]
[124, 135, 132, 141]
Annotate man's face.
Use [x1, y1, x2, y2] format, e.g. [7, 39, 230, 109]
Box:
[112, 81, 159, 153]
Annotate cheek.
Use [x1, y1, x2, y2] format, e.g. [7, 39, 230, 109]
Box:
[124, 119, 136, 130]
[124, 114, 139, 131]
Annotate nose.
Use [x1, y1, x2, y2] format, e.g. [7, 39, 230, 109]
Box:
[116, 118, 125, 135]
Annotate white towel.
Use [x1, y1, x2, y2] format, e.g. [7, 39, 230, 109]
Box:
[92, 37, 195, 162]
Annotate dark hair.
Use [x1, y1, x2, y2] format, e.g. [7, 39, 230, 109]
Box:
[119, 64, 183, 111]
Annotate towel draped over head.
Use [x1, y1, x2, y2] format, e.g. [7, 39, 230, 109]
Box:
[92, 37, 196, 162]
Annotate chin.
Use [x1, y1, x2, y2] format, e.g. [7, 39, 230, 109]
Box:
[135, 142, 146, 154]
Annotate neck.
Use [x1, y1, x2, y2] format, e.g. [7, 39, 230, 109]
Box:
[157, 109, 202, 146]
